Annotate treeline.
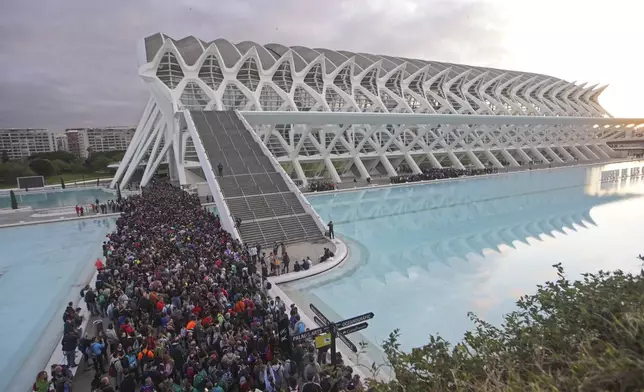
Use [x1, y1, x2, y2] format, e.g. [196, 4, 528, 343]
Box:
[0, 150, 125, 187]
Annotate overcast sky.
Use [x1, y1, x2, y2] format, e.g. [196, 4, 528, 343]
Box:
[0, 0, 642, 131]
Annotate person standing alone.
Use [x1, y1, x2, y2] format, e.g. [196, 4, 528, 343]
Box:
[327, 221, 334, 239]
[218, 162, 224, 177]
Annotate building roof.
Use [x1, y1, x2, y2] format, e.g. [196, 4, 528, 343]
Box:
[143, 34, 563, 82]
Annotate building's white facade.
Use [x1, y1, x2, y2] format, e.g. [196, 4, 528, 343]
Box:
[0, 128, 55, 160]
[53, 132, 68, 152]
[65, 127, 136, 158]
[112, 34, 644, 189]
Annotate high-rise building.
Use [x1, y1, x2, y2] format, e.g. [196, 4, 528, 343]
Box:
[0, 128, 55, 160]
[53, 132, 68, 152]
[65, 127, 136, 158]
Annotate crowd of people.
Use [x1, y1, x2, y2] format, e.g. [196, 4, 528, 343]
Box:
[75, 199, 123, 217]
[39, 180, 364, 392]
[307, 181, 336, 192]
[389, 167, 498, 184]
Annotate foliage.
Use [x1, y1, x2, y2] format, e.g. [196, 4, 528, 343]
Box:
[367, 264, 644, 392]
[89, 155, 112, 171]
[28, 150, 77, 164]
[0, 162, 36, 185]
[28, 158, 56, 177]
[9, 190, 18, 209]
[51, 159, 71, 174]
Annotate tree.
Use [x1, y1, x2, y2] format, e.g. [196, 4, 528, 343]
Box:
[368, 264, 644, 391]
[9, 190, 18, 209]
[60, 177, 65, 189]
[51, 159, 70, 174]
[0, 162, 35, 186]
[1, 150, 8, 163]
[28, 151, 78, 164]
[89, 155, 112, 172]
[29, 158, 55, 177]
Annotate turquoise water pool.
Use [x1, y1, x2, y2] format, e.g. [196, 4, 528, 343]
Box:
[0, 218, 115, 392]
[0, 188, 116, 210]
[292, 163, 644, 352]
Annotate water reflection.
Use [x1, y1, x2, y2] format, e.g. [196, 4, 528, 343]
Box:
[299, 163, 644, 349]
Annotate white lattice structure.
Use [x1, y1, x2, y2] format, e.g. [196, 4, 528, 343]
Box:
[111, 34, 644, 189]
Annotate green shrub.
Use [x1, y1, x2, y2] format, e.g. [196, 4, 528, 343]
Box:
[368, 264, 644, 391]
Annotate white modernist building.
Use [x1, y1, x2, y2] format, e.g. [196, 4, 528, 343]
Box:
[112, 34, 644, 189]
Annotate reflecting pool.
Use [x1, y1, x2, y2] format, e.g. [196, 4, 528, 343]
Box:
[0, 218, 115, 392]
[0, 187, 116, 210]
[290, 162, 644, 352]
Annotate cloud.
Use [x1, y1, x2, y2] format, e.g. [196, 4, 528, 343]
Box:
[0, 0, 508, 131]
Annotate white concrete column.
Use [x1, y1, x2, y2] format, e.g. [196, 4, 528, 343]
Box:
[590, 144, 610, 159]
[324, 157, 342, 183]
[529, 147, 549, 163]
[379, 155, 398, 176]
[544, 147, 564, 163]
[556, 146, 575, 161]
[579, 145, 600, 160]
[484, 150, 504, 168]
[466, 151, 485, 169]
[515, 148, 532, 164]
[404, 153, 422, 174]
[447, 151, 466, 170]
[500, 149, 520, 167]
[569, 146, 589, 160]
[425, 152, 443, 168]
[291, 159, 308, 187]
[352, 156, 370, 179]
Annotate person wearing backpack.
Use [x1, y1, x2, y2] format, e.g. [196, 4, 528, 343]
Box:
[109, 350, 124, 388]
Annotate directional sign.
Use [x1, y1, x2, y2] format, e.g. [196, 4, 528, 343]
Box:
[302, 304, 375, 362]
[339, 322, 368, 336]
[292, 325, 329, 342]
[336, 312, 374, 329]
[313, 315, 358, 353]
[310, 304, 331, 325]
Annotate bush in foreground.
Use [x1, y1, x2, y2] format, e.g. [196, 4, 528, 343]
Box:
[367, 264, 644, 391]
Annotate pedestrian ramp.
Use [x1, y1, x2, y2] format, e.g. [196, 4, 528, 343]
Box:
[188, 110, 326, 247]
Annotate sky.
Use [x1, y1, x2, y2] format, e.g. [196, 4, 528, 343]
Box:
[0, 0, 642, 131]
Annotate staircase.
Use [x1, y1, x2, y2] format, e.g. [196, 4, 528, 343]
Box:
[191, 110, 326, 247]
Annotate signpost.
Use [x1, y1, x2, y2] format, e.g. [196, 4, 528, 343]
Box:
[291, 304, 374, 365]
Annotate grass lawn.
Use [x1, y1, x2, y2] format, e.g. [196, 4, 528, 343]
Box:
[45, 172, 111, 185]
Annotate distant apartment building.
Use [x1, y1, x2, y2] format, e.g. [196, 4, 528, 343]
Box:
[53, 132, 68, 152]
[65, 127, 136, 158]
[0, 128, 55, 160]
